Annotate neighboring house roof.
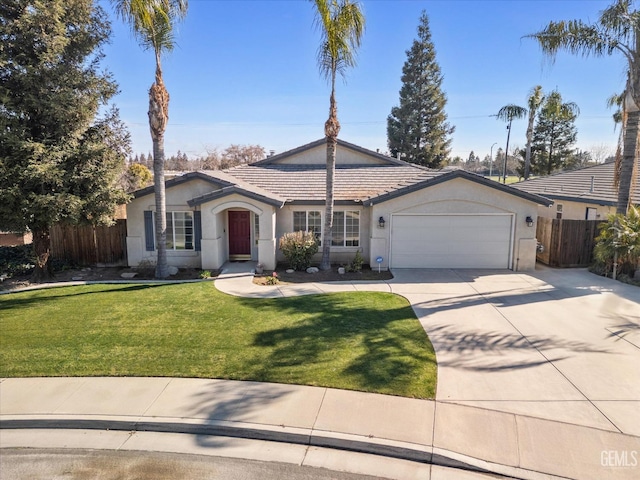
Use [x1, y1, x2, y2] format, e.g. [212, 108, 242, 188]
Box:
[131, 139, 551, 207]
[512, 161, 640, 206]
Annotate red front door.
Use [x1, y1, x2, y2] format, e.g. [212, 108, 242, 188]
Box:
[228, 211, 251, 258]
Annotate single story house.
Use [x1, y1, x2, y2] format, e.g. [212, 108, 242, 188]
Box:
[512, 161, 640, 220]
[126, 139, 551, 271]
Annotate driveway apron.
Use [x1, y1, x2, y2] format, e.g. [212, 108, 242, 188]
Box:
[389, 267, 640, 435]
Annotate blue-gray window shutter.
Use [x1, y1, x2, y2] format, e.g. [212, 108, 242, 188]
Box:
[194, 211, 202, 251]
[144, 211, 155, 251]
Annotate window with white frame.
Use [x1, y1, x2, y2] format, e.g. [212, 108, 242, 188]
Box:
[332, 211, 360, 247]
[160, 211, 194, 250]
[254, 213, 260, 245]
[293, 210, 322, 244]
[293, 210, 360, 247]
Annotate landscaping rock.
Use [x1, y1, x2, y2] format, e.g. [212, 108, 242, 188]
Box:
[286, 269, 295, 274]
[306, 267, 319, 274]
[120, 272, 137, 279]
[71, 276, 84, 281]
[338, 267, 345, 274]
[168, 266, 179, 275]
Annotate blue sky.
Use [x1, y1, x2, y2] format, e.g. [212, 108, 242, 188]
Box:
[98, 0, 625, 162]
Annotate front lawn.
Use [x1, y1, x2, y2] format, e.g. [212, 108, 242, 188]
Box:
[0, 283, 437, 398]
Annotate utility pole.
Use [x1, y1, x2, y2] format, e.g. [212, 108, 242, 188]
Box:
[489, 142, 497, 178]
[503, 122, 513, 184]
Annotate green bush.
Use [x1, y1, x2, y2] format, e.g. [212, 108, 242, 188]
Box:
[0, 245, 35, 277]
[593, 205, 640, 277]
[279, 231, 319, 271]
[351, 250, 364, 272]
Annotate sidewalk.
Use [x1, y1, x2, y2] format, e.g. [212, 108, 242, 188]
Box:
[1, 376, 638, 480]
[2, 263, 639, 480]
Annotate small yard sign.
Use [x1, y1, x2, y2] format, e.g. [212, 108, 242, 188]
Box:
[376, 256, 383, 273]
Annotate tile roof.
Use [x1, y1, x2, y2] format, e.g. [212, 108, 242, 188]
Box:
[131, 140, 551, 207]
[224, 163, 442, 202]
[512, 161, 640, 206]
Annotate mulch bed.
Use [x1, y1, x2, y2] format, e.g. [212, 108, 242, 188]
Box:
[253, 265, 393, 285]
[0, 267, 210, 292]
[2, 265, 394, 291]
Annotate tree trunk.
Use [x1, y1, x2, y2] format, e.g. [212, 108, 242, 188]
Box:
[153, 134, 169, 278]
[321, 89, 340, 271]
[149, 69, 170, 279]
[547, 128, 555, 176]
[525, 115, 534, 180]
[31, 227, 54, 283]
[617, 109, 639, 214]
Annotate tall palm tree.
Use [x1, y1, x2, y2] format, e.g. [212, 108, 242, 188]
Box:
[496, 104, 527, 183]
[113, 0, 188, 278]
[524, 85, 544, 180]
[311, 0, 365, 271]
[527, 0, 638, 214]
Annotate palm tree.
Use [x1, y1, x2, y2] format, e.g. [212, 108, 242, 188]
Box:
[113, 0, 188, 278]
[311, 0, 365, 270]
[524, 85, 544, 180]
[526, 0, 638, 214]
[496, 104, 527, 183]
[607, 92, 624, 127]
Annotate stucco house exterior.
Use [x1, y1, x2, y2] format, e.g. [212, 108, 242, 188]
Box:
[512, 161, 640, 220]
[126, 139, 551, 272]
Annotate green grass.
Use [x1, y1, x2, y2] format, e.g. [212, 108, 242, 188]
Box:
[485, 175, 522, 185]
[0, 283, 437, 398]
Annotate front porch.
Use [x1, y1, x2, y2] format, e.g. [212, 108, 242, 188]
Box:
[198, 198, 278, 271]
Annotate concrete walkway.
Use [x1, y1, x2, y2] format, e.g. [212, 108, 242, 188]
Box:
[2, 263, 639, 479]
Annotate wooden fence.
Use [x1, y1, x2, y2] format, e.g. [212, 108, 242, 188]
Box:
[50, 220, 127, 266]
[536, 217, 604, 267]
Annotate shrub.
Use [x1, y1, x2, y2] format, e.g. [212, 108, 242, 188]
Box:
[351, 250, 364, 272]
[279, 231, 318, 271]
[0, 245, 35, 277]
[199, 270, 212, 279]
[593, 205, 640, 277]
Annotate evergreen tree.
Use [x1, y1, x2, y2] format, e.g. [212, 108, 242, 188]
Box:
[0, 0, 129, 282]
[387, 11, 454, 168]
[530, 90, 579, 175]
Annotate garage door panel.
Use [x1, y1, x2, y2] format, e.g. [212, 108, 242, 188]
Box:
[390, 215, 512, 269]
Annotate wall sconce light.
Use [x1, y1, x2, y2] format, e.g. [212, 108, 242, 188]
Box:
[378, 216, 386, 228]
[526, 216, 534, 227]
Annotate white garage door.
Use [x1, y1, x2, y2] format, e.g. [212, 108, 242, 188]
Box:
[390, 214, 513, 269]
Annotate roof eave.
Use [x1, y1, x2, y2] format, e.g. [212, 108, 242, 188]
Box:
[132, 171, 234, 199]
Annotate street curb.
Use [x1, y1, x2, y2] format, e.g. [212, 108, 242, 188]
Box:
[0, 416, 495, 476]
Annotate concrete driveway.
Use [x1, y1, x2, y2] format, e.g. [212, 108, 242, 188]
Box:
[389, 266, 640, 435]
